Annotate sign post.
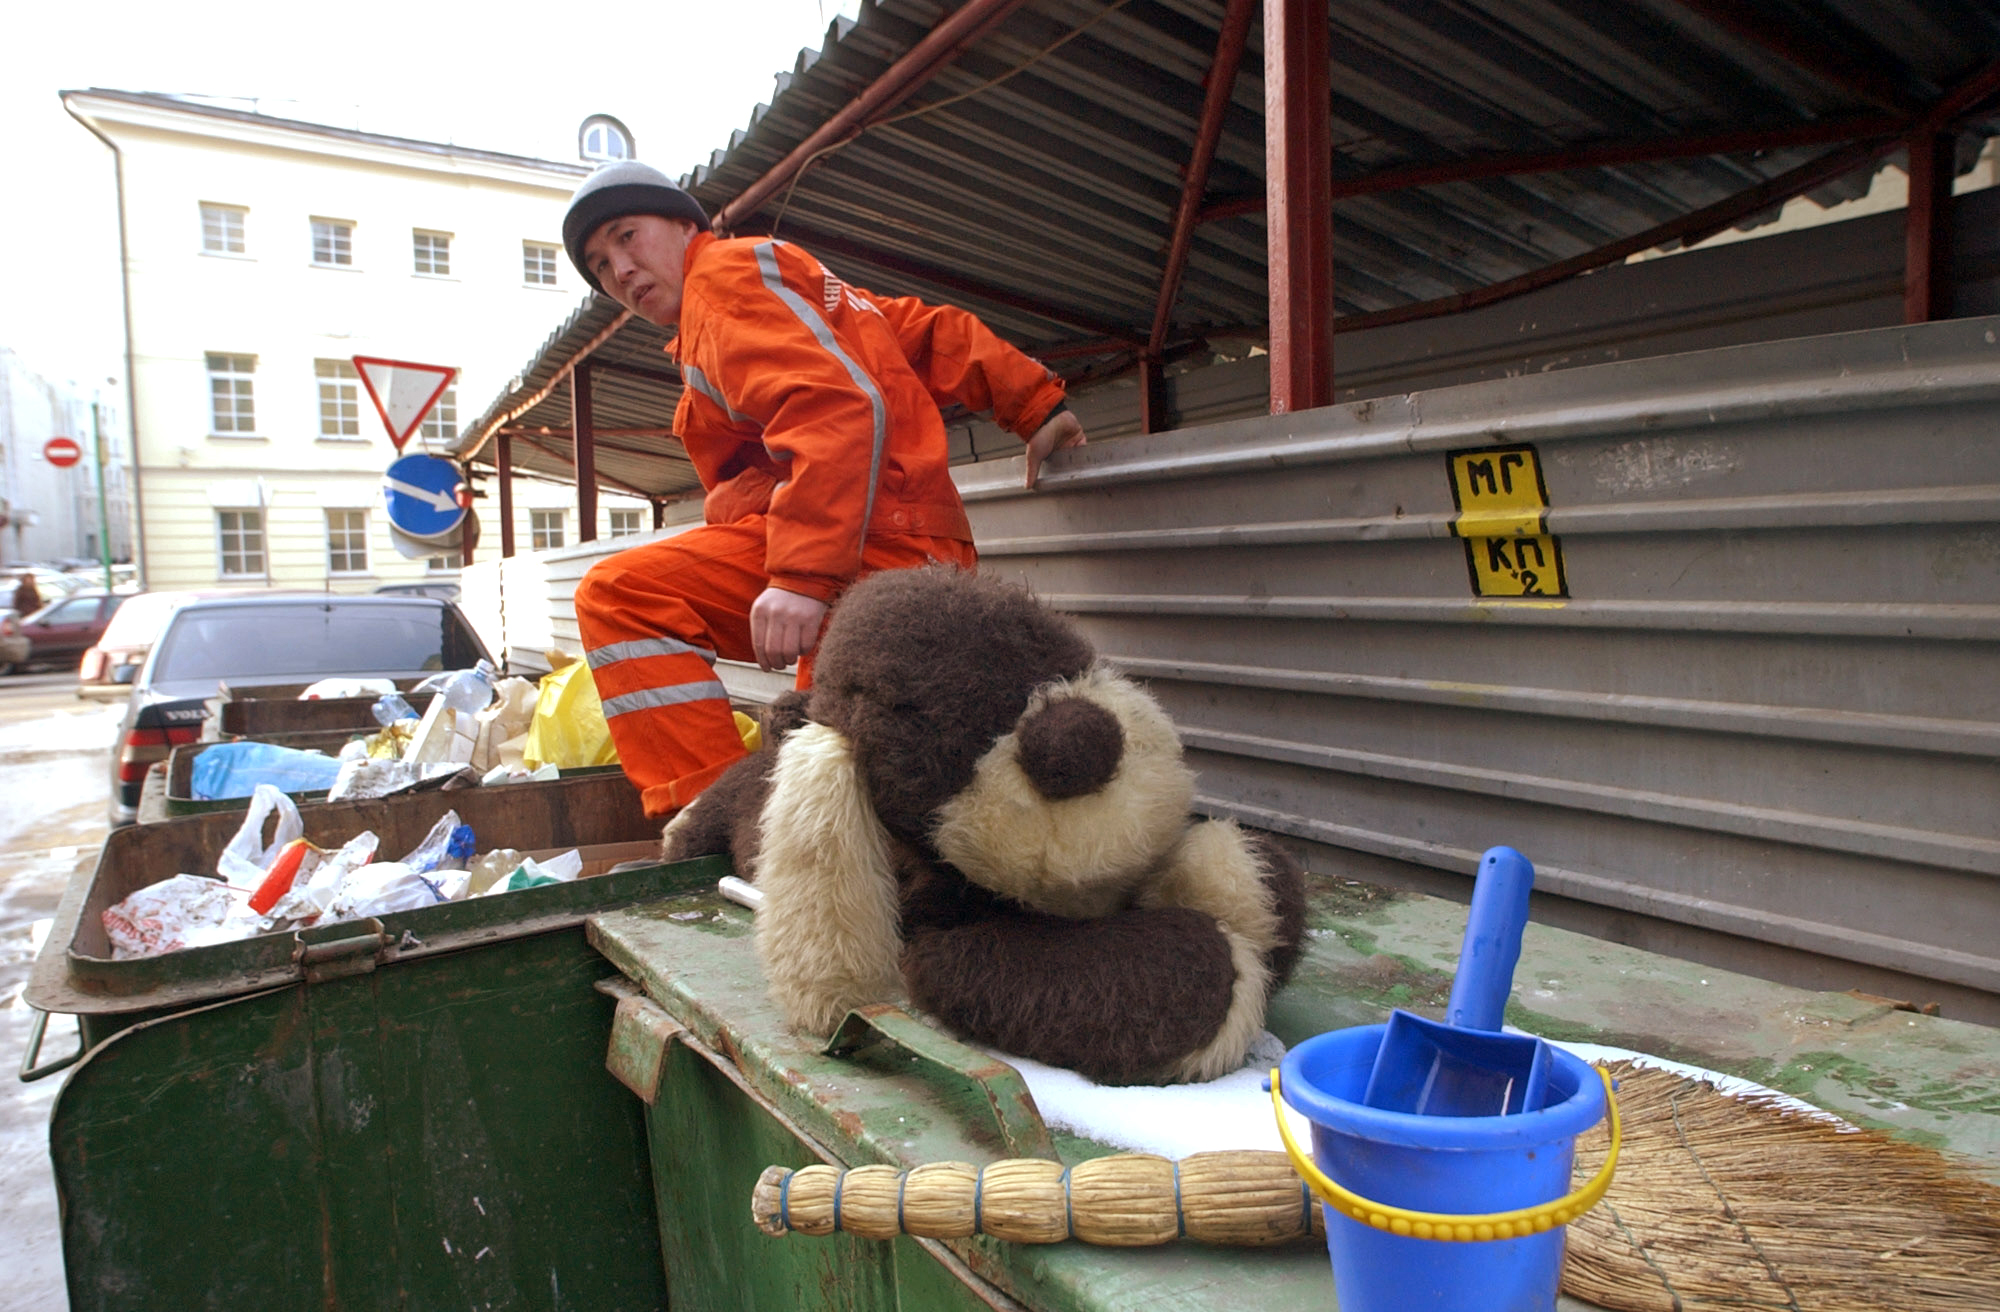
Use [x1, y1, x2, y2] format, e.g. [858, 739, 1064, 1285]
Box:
[353, 356, 457, 454]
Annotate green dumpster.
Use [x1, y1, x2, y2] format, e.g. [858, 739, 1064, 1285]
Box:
[587, 877, 2000, 1310]
[28, 771, 698, 1312]
[589, 886, 1347, 1311]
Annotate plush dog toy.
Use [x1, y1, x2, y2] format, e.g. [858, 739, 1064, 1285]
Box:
[663, 566, 1307, 1085]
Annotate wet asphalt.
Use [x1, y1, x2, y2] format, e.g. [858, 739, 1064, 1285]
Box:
[0, 670, 123, 1312]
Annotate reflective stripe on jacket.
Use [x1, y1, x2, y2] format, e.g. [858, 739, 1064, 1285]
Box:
[669, 234, 1067, 602]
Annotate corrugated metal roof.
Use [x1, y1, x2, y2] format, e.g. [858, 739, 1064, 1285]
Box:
[459, 0, 2000, 496]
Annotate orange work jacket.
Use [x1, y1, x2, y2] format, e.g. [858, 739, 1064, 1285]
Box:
[668, 233, 1067, 602]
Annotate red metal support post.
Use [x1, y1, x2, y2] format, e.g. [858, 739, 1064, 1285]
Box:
[1264, 0, 1333, 414]
[573, 362, 598, 544]
[1903, 127, 1954, 323]
[497, 430, 516, 559]
[1149, 0, 1257, 366]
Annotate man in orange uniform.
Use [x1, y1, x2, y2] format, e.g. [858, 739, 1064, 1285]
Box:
[564, 161, 1087, 817]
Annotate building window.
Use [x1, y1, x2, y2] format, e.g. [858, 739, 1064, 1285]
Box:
[413, 230, 451, 276]
[418, 388, 457, 443]
[524, 241, 559, 286]
[579, 115, 633, 163]
[316, 359, 361, 438]
[311, 218, 353, 266]
[530, 509, 565, 551]
[608, 508, 643, 538]
[201, 204, 245, 254]
[218, 510, 265, 578]
[427, 553, 457, 573]
[206, 353, 256, 434]
[327, 509, 369, 574]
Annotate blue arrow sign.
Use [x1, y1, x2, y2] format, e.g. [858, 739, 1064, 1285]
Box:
[383, 454, 468, 541]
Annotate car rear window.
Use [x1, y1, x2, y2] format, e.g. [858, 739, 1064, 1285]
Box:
[151, 602, 484, 683]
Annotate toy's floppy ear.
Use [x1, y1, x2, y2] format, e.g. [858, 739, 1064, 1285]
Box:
[752, 721, 904, 1034]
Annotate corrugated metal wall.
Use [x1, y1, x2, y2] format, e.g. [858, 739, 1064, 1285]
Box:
[942, 186, 2000, 455]
[959, 315, 2000, 1024]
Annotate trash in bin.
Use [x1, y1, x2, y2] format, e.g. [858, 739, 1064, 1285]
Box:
[102, 795, 611, 958]
[190, 740, 345, 800]
[480, 849, 583, 895]
[300, 676, 398, 700]
[101, 875, 261, 958]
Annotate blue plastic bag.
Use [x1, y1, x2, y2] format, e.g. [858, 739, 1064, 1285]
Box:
[190, 741, 346, 801]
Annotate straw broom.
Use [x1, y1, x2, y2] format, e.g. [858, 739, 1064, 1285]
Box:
[752, 1062, 2000, 1311]
[1562, 1062, 2000, 1311]
[754, 1150, 1325, 1247]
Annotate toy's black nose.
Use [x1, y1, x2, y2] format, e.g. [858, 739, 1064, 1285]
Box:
[1015, 697, 1124, 800]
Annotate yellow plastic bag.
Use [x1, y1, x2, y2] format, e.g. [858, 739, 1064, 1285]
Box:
[521, 659, 620, 770]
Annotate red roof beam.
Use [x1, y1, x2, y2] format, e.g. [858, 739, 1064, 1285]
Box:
[1196, 113, 1905, 223]
[715, 0, 1031, 234]
[1336, 134, 1899, 335]
[1148, 0, 1257, 358]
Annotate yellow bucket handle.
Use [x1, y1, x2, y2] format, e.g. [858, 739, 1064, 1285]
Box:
[1269, 1064, 1621, 1242]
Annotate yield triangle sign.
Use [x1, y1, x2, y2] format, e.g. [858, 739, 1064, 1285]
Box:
[353, 356, 457, 454]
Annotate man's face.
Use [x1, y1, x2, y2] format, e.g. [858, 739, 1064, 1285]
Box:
[583, 214, 696, 326]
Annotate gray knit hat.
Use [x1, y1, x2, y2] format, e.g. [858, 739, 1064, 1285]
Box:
[563, 161, 712, 292]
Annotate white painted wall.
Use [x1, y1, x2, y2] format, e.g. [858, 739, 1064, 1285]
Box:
[64, 92, 652, 592]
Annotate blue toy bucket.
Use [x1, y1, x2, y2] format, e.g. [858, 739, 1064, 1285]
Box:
[1274, 1025, 1617, 1312]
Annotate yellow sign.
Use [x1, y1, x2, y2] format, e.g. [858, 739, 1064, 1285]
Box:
[1448, 445, 1567, 597]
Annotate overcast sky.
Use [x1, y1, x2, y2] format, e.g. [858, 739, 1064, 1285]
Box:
[4, 0, 862, 390]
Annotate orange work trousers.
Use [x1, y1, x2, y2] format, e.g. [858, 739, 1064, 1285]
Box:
[573, 515, 976, 817]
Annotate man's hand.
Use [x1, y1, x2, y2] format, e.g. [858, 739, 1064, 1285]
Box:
[750, 586, 829, 672]
[1024, 408, 1087, 490]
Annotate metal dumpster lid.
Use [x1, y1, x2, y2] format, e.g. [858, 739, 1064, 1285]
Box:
[587, 893, 1351, 1308]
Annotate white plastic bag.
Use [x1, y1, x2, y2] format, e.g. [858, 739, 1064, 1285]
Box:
[329, 861, 469, 918]
[102, 875, 261, 959]
[299, 677, 396, 700]
[269, 830, 380, 924]
[216, 785, 304, 889]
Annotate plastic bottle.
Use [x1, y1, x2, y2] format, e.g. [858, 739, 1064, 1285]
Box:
[372, 692, 418, 726]
[441, 661, 498, 763]
[465, 847, 527, 896]
[402, 661, 498, 765]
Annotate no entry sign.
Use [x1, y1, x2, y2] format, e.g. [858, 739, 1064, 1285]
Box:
[45, 437, 83, 468]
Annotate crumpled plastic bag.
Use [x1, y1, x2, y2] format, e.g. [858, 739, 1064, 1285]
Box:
[216, 785, 304, 889]
[299, 677, 396, 700]
[478, 848, 583, 896]
[102, 875, 261, 959]
[191, 741, 344, 801]
[326, 757, 469, 802]
[268, 830, 380, 924]
[328, 861, 469, 919]
[521, 659, 620, 770]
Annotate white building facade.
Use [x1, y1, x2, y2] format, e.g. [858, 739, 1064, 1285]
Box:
[62, 90, 652, 593]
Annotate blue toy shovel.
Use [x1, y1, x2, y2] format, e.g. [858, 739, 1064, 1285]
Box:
[1360, 846, 1553, 1117]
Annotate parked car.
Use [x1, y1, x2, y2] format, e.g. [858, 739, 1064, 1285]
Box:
[109, 594, 492, 825]
[77, 589, 240, 700]
[13, 590, 129, 671]
[0, 608, 27, 675]
[373, 581, 462, 602]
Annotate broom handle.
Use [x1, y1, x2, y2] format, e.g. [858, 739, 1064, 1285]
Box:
[753, 1150, 1325, 1247]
